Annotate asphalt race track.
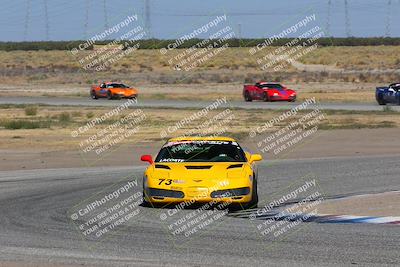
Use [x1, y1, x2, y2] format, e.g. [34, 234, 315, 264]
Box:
[1, 96, 400, 111]
[0, 155, 399, 266]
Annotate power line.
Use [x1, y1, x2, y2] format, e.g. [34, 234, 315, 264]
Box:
[23, 0, 31, 41]
[151, 11, 288, 17]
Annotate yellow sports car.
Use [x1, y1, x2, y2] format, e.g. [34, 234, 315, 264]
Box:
[140, 136, 262, 209]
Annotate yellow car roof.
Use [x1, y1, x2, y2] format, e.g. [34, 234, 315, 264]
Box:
[168, 136, 236, 142]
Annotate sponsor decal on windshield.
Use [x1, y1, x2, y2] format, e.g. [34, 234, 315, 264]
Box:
[159, 158, 185, 162]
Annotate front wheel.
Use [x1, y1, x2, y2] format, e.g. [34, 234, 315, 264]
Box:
[244, 91, 252, 102]
[90, 90, 98, 99]
[141, 193, 151, 207]
[249, 178, 259, 207]
[242, 178, 258, 210]
[262, 92, 269, 102]
[107, 90, 113, 100]
[378, 99, 386, 105]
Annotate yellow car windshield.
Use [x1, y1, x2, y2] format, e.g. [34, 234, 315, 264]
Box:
[155, 141, 246, 163]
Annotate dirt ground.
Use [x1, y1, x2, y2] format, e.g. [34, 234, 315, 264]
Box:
[1, 128, 399, 171]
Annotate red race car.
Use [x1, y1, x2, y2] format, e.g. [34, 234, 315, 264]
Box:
[243, 82, 296, 102]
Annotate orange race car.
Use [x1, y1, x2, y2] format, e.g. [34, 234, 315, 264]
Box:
[90, 82, 138, 100]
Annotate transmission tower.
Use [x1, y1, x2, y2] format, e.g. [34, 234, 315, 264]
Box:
[84, 0, 90, 39]
[385, 0, 392, 37]
[344, 0, 351, 37]
[326, 0, 332, 36]
[23, 0, 31, 41]
[103, 0, 108, 30]
[238, 23, 242, 47]
[145, 0, 152, 38]
[43, 0, 49, 40]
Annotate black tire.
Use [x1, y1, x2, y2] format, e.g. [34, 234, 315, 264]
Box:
[107, 90, 113, 100]
[244, 91, 252, 102]
[90, 90, 98, 99]
[378, 99, 386, 105]
[241, 177, 258, 210]
[141, 195, 151, 207]
[249, 178, 259, 207]
[142, 185, 151, 207]
[262, 92, 269, 102]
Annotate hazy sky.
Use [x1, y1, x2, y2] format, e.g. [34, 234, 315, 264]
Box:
[0, 0, 399, 41]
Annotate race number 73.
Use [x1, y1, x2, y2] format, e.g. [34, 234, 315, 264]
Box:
[158, 179, 172, 185]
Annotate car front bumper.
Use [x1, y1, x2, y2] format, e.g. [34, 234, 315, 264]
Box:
[269, 95, 296, 101]
[144, 186, 252, 204]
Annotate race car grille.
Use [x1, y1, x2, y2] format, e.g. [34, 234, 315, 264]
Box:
[147, 188, 184, 198]
[211, 187, 250, 198]
[185, 165, 212, 169]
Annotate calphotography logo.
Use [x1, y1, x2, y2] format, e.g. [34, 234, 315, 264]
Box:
[159, 97, 235, 139]
[68, 177, 144, 242]
[236, 175, 326, 249]
[245, 97, 327, 159]
[250, 13, 326, 72]
[70, 99, 147, 165]
[161, 13, 236, 72]
[69, 12, 146, 72]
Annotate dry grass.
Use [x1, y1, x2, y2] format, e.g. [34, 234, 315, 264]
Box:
[0, 46, 399, 86]
[300, 46, 400, 70]
[0, 105, 398, 150]
[2, 46, 399, 72]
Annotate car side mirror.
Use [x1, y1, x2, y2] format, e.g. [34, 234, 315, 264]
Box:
[249, 154, 262, 163]
[141, 155, 153, 164]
